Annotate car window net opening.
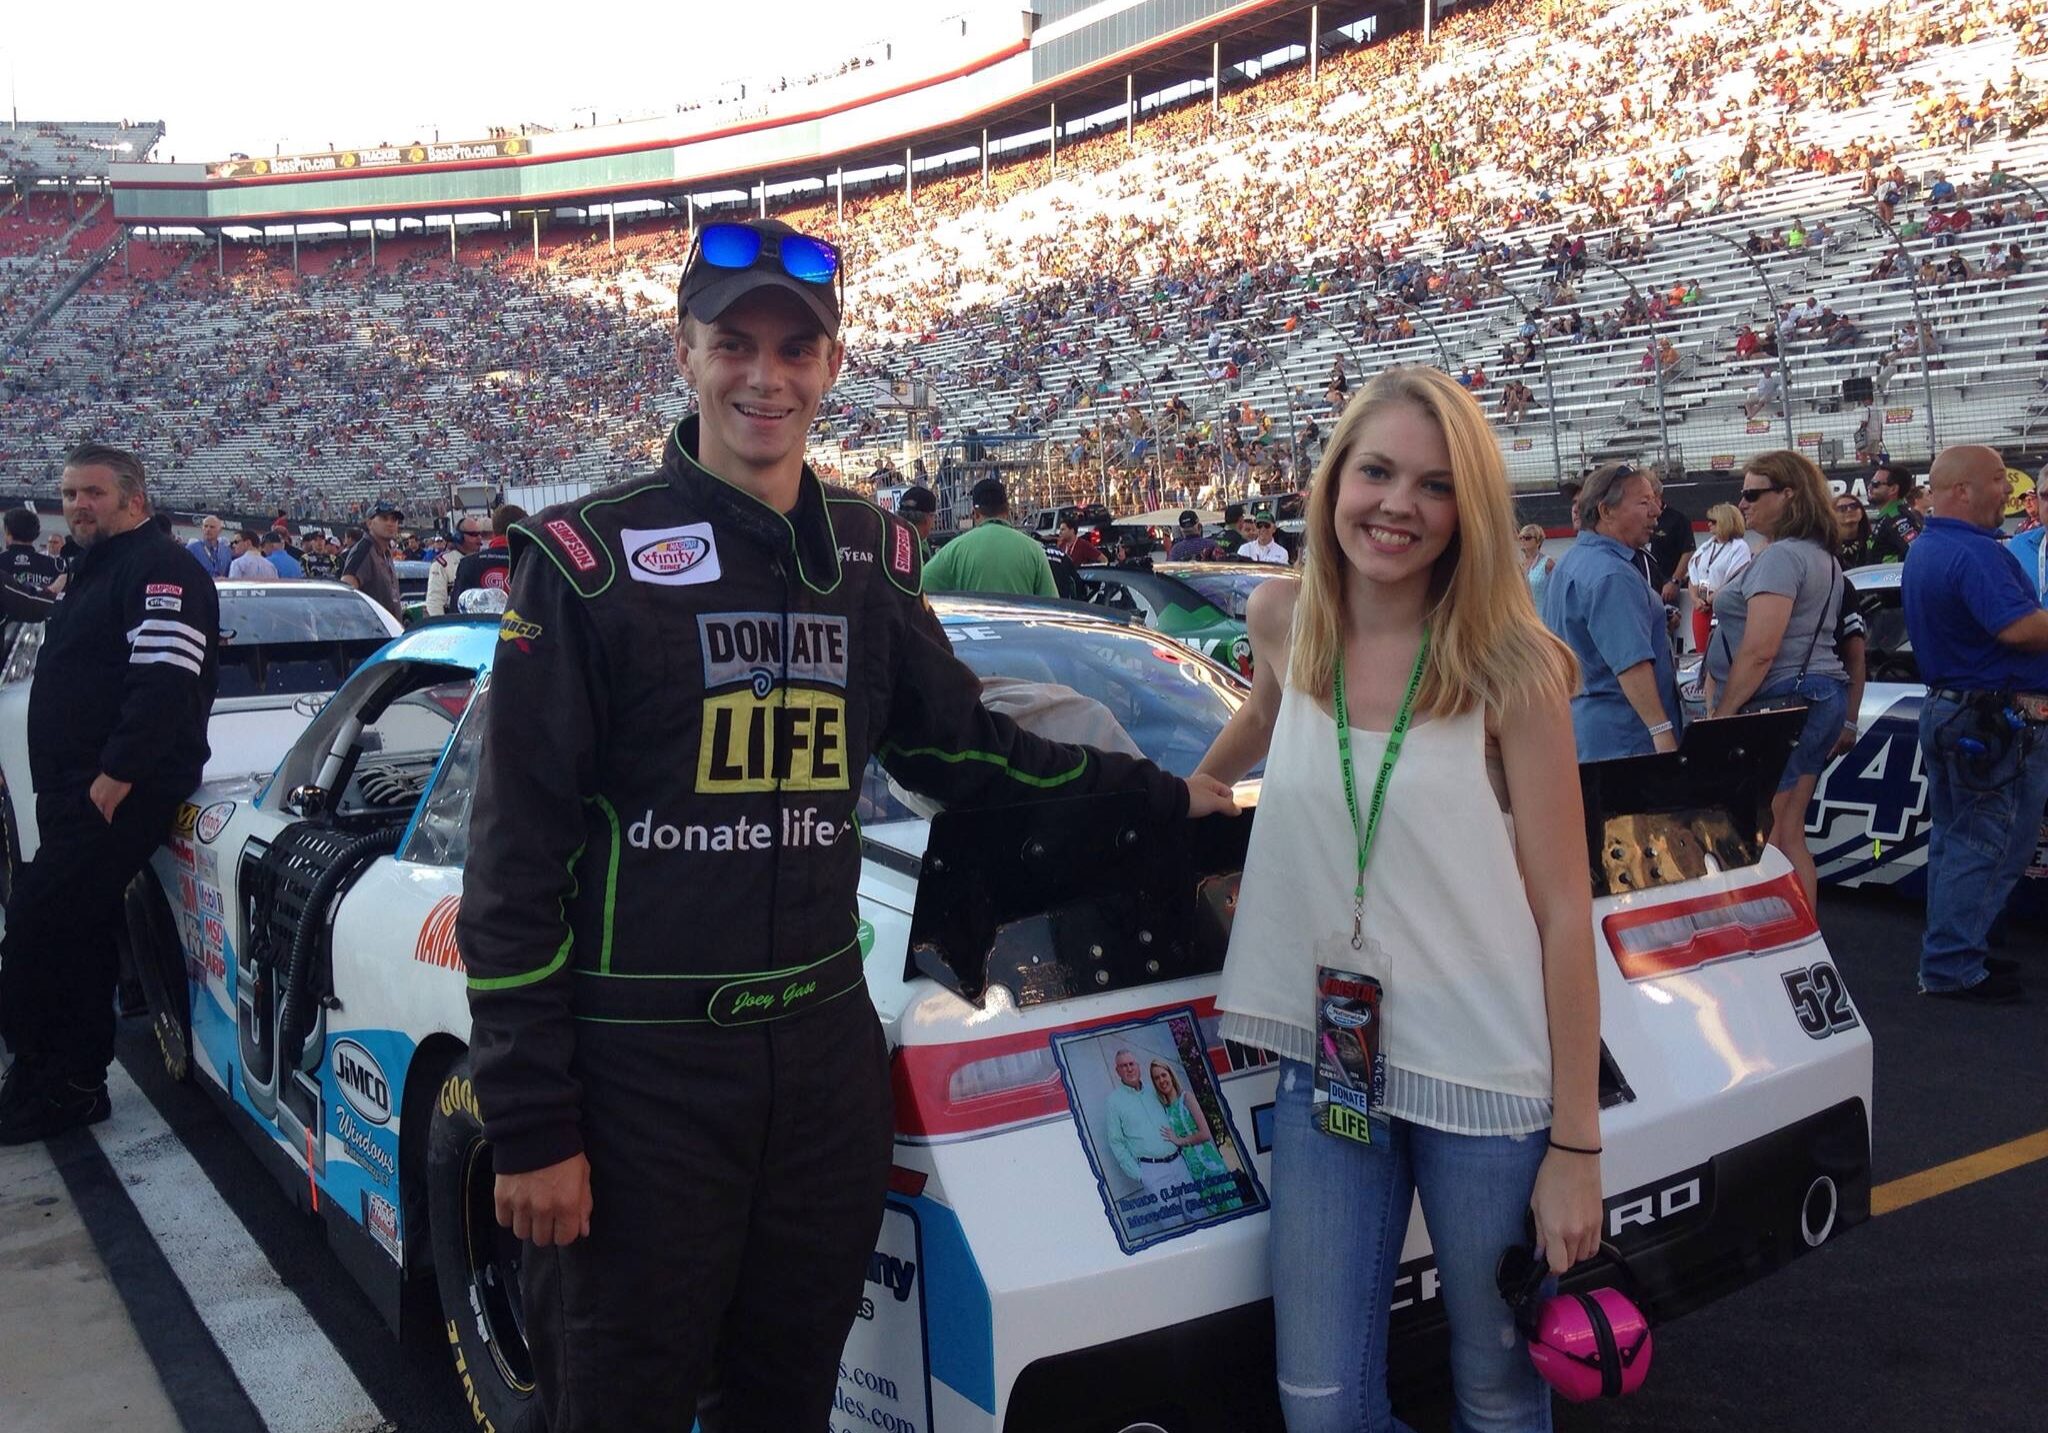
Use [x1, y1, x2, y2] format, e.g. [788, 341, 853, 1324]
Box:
[214, 590, 396, 699]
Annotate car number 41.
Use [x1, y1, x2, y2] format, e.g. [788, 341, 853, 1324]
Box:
[1782, 962, 1859, 1038]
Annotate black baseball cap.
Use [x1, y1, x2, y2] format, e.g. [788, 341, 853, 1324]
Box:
[681, 218, 842, 338]
[1178, 509, 1201, 531]
[970, 477, 1008, 514]
[896, 485, 937, 516]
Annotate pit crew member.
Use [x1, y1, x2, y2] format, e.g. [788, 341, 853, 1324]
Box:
[0, 443, 218, 1143]
[459, 218, 1238, 1433]
[450, 503, 524, 608]
[424, 513, 486, 615]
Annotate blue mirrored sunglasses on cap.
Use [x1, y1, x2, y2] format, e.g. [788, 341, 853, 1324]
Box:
[694, 223, 840, 285]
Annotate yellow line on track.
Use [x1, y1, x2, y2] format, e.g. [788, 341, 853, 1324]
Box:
[1871, 1127, 2048, 1216]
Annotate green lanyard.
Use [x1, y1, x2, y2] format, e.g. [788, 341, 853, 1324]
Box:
[1332, 628, 1430, 950]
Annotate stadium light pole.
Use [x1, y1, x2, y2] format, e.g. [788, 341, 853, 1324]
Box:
[1109, 350, 1167, 496]
[1857, 204, 1939, 459]
[1582, 252, 1674, 474]
[1518, 288, 1567, 489]
[1696, 231, 1796, 450]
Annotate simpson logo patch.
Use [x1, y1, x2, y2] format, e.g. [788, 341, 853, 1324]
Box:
[890, 523, 915, 579]
[622, 524, 721, 587]
[146, 583, 183, 597]
[544, 519, 598, 573]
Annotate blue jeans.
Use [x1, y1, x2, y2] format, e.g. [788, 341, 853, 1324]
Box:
[1269, 1060, 1551, 1433]
[1918, 693, 2048, 991]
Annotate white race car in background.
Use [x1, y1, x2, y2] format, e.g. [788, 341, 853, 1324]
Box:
[0, 580, 401, 887]
[122, 598, 1872, 1433]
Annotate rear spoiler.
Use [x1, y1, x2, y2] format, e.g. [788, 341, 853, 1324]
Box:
[906, 791, 1254, 1008]
[1578, 709, 1806, 898]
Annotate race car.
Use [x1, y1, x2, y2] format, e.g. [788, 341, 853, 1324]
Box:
[0, 579, 401, 891]
[1686, 563, 2048, 916]
[123, 598, 1871, 1433]
[1072, 561, 1292, 676]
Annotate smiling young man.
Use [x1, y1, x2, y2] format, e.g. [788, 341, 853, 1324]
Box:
[459, 217, 1236, 1433]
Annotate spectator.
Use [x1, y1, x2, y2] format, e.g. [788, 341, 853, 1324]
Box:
[300, 532, 339, 581]
[1868, 463, 1923, 562]
[1056, 516, 1104, 565]
[895, 485, 938, 559]
[259, 530, 303, 579]
[341, 502, 404, 618]
[1745, 368, 1785, 419]
[1500, 378, 1534, 428]
[1540, 462, 1684, 760]
[1703, 452, 1858, 908]
[1517, 523, 1555, 602]
[1168, 510, 1222, 561]
[427, 515, 487, 616]
[226, 528, 278, 580]
[1238, 513, 1289, 564]
[1835, 492, 1875, 568]
[186, 514, 231, 578]
[1900, 446, 2048, 1003]
[920, 477, 1056, 597]
[1689, 503, 1754, 656]
[1, 507, 65, 597]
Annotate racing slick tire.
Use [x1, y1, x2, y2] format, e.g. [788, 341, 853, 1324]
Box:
[121, 872, 190, 1082]
[428, 1054, 543, 1433]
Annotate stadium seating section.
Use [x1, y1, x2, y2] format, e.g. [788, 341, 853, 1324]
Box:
[0, 1, 2043, 522]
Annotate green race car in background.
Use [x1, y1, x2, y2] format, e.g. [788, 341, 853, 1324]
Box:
[1071, 561, 1292, 676]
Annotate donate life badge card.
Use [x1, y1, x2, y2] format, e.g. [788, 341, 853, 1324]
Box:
[1312, 966, 1386, 1145]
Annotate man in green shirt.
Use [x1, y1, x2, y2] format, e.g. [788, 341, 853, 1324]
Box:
[922, 477, 1057, 597]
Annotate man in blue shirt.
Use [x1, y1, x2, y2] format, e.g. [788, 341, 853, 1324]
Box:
[185, 514, 231, 578]
[259, 531, 303, 579]
[1541, 463, 1684, 760]
[1901, 445, 2048, 1003]
[1167, 510, 1221, 561]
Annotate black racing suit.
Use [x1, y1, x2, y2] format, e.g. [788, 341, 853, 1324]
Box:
[0, 525, 217, 1083]
[459, 417, 1186, 1432]
[449, 539, 510, 606]
[1871, 502, 1921, 564]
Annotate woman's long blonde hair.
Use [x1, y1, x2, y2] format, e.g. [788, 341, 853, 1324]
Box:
[1287, 366, 1577, 719]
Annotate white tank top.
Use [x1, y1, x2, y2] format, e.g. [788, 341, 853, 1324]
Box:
[1217, 681, 1554, 1134]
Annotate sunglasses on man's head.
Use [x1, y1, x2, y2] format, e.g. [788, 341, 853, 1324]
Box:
[691, 223, 840, 286]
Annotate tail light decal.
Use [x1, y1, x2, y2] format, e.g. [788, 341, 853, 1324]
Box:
[1601, 872, 1817, 981]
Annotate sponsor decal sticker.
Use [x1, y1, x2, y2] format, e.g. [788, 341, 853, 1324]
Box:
[144, 594, 182, 612]
[891, 523, 915, 579]
[194, 801, 234, 844]
[544, 518, 598, 573]
[363, 1192, 401, 1263]
[497, 609, 542, 653]
[331, 1038, 393, 1125]
[169, 836, 196, 869]
[173, 803, 199, 837]
[698, 612, 848, 691]
[692, 613, 852, 794]
[146, 583, 183, 597]
[415, 895, 465, 971]
[195, 847, 217, 881]
[334, 1106, 395, 1186]
[622, 523, 721, 586]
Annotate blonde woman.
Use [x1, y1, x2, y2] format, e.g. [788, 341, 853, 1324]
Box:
[1688, 503, 1753, 655]
[1517, 523, 1556, 604]
[1198, 368, 1602, 1433]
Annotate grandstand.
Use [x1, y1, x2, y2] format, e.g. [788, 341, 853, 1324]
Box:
[1, 0, 2044, 526]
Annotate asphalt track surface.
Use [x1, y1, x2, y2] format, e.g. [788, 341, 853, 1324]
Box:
[91, 887, 2048, 1433]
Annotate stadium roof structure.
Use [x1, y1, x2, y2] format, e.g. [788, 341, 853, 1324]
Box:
[1, 120, 165, 183]
[107, 0, 1389, 229]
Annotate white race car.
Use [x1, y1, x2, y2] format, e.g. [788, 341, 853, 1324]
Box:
[125, 599, 1872, 1433]
[0, 578, 402, 888]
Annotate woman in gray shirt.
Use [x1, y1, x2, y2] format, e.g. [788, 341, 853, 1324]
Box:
[1707, 451, 1861, 906]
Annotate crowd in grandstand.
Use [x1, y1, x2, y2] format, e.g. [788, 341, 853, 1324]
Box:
[0, 0, 2045, 523]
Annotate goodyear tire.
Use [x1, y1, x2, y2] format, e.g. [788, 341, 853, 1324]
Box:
[428, 1056, 543, 1433]
[122, 873, 190, 1082]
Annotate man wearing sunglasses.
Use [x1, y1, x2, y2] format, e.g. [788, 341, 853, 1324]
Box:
[458, 216, 1239, 1433]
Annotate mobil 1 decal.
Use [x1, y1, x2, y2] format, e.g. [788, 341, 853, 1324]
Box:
[696, 612, 850, 793]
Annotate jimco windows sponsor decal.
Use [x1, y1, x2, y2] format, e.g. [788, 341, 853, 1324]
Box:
[696, 612, 851, 793]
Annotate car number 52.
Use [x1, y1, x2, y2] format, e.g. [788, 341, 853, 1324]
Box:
[1782, 962, 1859, 1038]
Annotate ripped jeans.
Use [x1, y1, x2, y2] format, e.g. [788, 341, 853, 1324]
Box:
[1269, 1059, 1551, 1433]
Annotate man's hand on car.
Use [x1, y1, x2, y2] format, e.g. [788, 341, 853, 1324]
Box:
[1185, 772, 1242, 817]
[496, 1152, 593, 1247]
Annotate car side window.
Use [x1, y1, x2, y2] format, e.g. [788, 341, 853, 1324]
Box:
[339, 678, 472, 822]
[403, 680, 489, 866]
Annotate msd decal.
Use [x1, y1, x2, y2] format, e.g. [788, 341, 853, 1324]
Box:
[544, 518, 598, 573]
[622, 524, 721, 587]
[415, 896, 465, 971]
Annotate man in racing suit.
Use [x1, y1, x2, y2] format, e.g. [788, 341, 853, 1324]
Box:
[459, 219, 1236, 1433]
[423, 514, 485, 616]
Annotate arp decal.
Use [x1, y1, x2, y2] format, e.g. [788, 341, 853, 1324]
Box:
[544, 518, 598, 573]
[194, 801, 235, 844]
[1783, 962, 1860, 1038]
[331, 1038, 393, 1125]
[415, 895, 465, 971]
[622, 523, 720, 587]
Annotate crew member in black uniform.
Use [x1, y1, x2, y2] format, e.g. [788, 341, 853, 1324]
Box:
[459, 220, 1238, 1432]
[449, 502, 524, 608]
[0, 444, 218, 1143]
[1, 508, 66, 597]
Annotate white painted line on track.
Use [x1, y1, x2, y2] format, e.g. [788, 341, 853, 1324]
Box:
[93, 1061, 390, 1433]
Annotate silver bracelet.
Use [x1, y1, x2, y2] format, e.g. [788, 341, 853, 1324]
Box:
[1646, 720, 1674, 736]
